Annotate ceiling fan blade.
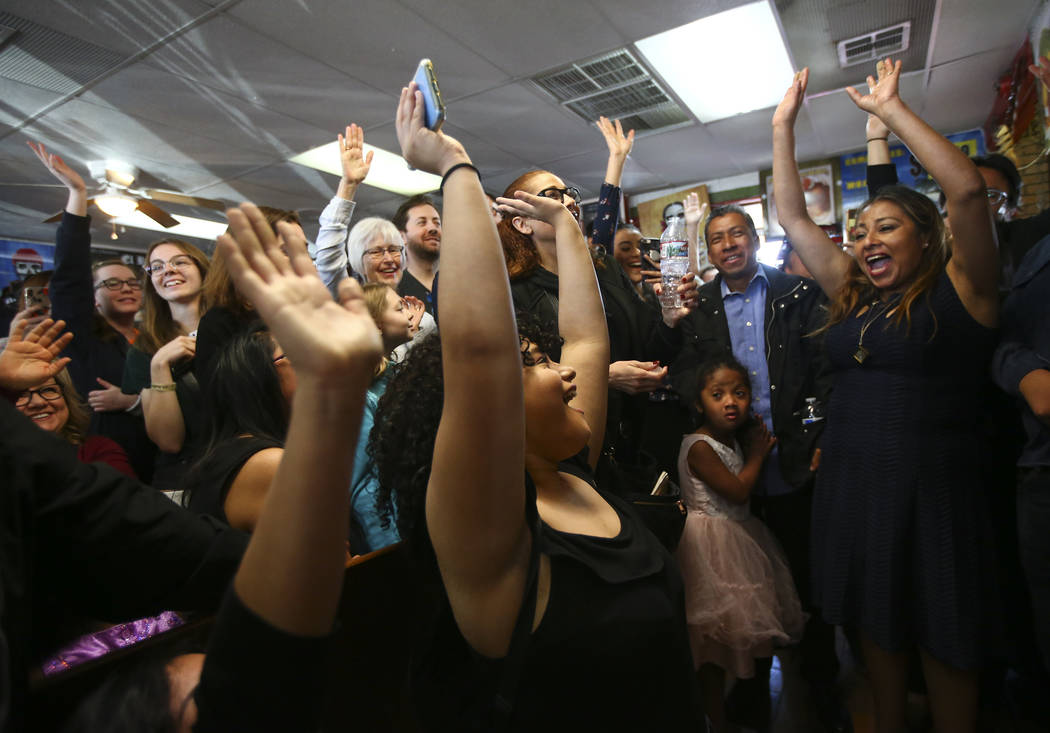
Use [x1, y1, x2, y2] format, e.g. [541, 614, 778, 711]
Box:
[143, 189, 226, 210]
[42, 199, 96, 223]
[136, 199, 180, 228]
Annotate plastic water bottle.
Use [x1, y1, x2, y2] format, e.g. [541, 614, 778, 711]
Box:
[660, 216, 688, 308]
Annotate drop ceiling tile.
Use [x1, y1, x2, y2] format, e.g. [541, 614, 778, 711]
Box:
[224, 0, 509, 99]
[921, 48, 1017, 134]
[396, 0, 624, 77]
[705, 107, 815, 173]
[0, 0, 214, 56]
[144, 13, 395, 131]
[627, 124, 739, 185]
[79, 63, 332, 158]
[193, 163, 333, 212]
[930, 0, 1039, 66]
[449, 82, 599, 163]
[0, 78, 64, 136]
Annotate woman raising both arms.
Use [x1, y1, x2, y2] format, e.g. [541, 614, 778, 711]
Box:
[772, 59, 998, 733]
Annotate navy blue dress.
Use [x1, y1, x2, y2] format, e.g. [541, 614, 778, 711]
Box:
[812, 271, 996, 669]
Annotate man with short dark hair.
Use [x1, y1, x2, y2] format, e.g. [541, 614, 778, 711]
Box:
[671, 204, 841, 731]
[392, 194, 441, 314]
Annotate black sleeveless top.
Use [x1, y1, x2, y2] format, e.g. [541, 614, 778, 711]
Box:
[412, 454, 699, 731]
[183, 436, 281, 524]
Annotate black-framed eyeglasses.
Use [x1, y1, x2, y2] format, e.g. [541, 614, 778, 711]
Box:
[15, 385, 62, 407]
[537, 186, 582, 205]
[363, 245, 404, 261]
[95, 277, 143, 291]
[146, 255, 196, 276]
[986, 188, 1009, 207]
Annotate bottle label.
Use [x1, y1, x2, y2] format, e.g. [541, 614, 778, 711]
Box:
[661, 240, 688, 259]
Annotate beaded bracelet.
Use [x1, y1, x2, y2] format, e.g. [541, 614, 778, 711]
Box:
[440, 162, 480, 191]
[150, 383, 177, 392]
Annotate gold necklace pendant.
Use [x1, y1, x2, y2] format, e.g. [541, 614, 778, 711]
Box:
[853, 345, 870, 364]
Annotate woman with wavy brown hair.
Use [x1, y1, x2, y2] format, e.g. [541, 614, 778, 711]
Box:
[772, 58, 998, 733]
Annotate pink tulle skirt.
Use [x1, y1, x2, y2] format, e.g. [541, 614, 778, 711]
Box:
[676, 512, 805, 678]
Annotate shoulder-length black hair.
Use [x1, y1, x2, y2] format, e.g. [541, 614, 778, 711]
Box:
[181, 324, 288, 502]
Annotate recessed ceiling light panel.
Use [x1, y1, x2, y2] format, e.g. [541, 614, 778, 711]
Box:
[635, 1, 795, 124]
[290, 142, 441, 197]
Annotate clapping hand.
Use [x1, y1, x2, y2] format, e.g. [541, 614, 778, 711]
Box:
[217, 203, 382, 383]
[403, 295, 426, 334]
[0, 317, 73, 392]
[338, 124, 374, 186]
[846, 57, 903, 117]
[395, 82, 470, 176]
[772, 68, 809, 129]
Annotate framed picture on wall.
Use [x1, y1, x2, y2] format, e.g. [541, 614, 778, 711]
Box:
[762, 161, 838, 238]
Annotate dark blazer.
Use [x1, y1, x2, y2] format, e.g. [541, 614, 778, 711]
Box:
[671, 264, 831, 490]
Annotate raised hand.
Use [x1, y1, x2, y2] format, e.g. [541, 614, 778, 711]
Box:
[0, 317, 73, 392]
[338, 124, 374, 186]
[402, 295, 426, 333]
[495, 189, 578, 228]
[772, 68, 809, 129]
[218, 203, 382, 382]
[395, 82, 469, 176]
[596, 116, 634, 160]
[27, 141, 86, 192]
[683, 192, 708, 230]
[865, 59, 893, 140]
[846, 57, 903, 117]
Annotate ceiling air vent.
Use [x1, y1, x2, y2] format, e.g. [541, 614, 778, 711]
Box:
[836, 21, 911, 69]
[532, 49, 690, 132]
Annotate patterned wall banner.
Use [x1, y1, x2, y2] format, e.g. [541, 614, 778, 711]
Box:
[838, 128, 986, 214]
[1, 239, 55, 312]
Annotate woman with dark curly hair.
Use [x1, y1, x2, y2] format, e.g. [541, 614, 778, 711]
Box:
[370, 83, 696, 730]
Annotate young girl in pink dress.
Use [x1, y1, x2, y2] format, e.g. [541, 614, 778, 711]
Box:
[676, 357, 805, 732]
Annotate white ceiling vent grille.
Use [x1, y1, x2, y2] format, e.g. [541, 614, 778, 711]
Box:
[836, 21, 911, 69]
[0, 12, 127, 94]
[533, 49, 690, 132]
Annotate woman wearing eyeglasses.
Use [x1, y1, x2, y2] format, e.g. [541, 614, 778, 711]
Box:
[121, 238, 210, 490]
[499, 120, 699, 492]
[9, 324, 135, 477]
[29, 142, 157, 480]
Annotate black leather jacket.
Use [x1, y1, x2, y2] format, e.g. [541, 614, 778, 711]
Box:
[670, 265, 831, 490]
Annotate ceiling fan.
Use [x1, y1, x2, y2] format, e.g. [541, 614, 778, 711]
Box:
[4, 159, 227, 227]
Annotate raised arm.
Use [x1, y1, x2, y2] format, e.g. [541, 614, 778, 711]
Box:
[590, 117, 635, 250]
[772, 69, 853, 297]
[312, 124, 374, 296]
[497, 191, 610, 467]
[397, 84, 529, 657]
[847, 58, 998, 324]
[218, 203, 381, 635]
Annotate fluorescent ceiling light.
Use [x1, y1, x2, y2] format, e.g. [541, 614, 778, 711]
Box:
[289, 142, 441, 196]
[109, 210, 228, 242]
[635, 1, 795, 123]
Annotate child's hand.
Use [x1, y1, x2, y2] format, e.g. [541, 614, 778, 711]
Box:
[747, 416, 777, 458]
